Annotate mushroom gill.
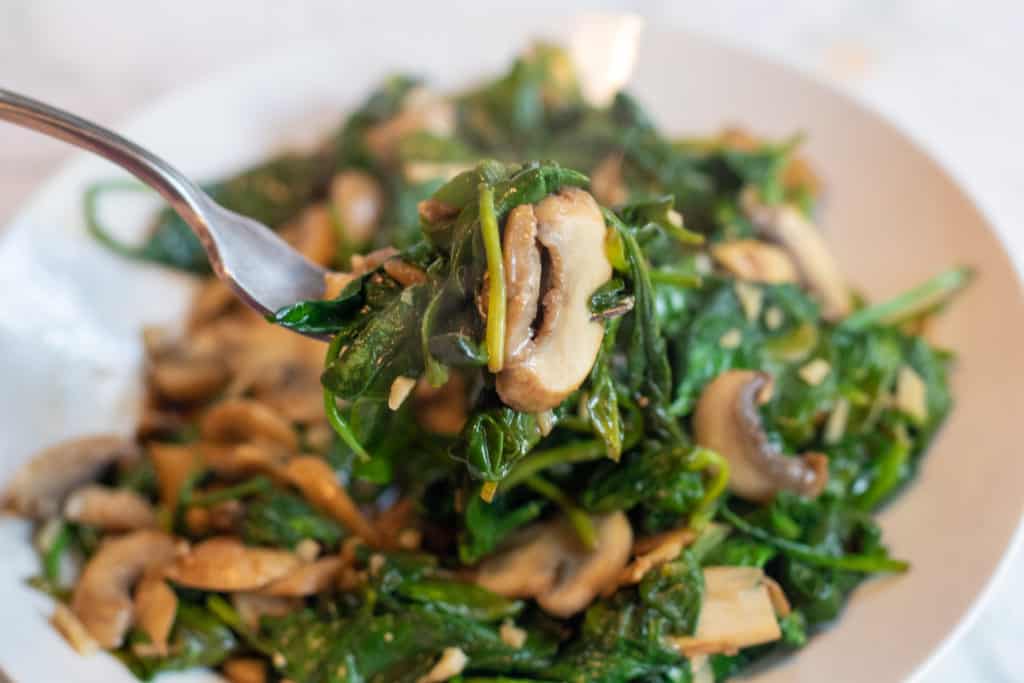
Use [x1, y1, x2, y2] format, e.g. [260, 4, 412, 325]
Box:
[693, 370, 828, 502]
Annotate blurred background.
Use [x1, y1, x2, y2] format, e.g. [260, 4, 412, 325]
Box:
[2, 1, 1022, 681]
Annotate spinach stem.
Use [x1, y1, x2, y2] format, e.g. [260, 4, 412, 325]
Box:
[721, 507, 909, 573]
[841, 266, 973, 330]
[502, 440, 605, 491]
[524, 475, 598, 549]
[83, 180, 149, 258]
[686, 448, 730, 528]
[479, 183, 506, 373]
[43, 522, 71, 583]
[188, 476, 272, 507]
[323, 334, 370, 461]
[855, 437, 911, 510]
[649, 269, 702, 288]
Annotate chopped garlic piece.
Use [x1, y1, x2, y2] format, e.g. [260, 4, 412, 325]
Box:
[719, 328, 742, 349]
[295, 539, 320, 563]
[798, 359, 831, 386]
[500, 619, 528, 649]
[417, 647, 468, 682]
[764, 306, 784, 330]
[733, 282, 763, 321]
[388, 376, 417, 410]
[824, 397, 850, 445]
[896, 365, 928, 422]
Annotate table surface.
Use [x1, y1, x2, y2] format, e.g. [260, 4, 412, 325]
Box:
[2, 1, 1022, 681]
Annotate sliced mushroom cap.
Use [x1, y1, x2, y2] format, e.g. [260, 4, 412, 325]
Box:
[260, 556, 344, 597]
[200, 399, 298, 451]
[223, 657, 268, 683]
[476, 511, 632, 618]
[694, 370, 828, 502]
[669, 566, 783, 656]
[2, 436, 139, 519]
[711, 239, 800, 284]
[70, 530, 178, 649]
[64, 485, 157, 531]
[741, 191, 850, 319]
[283, 456, 381, 546]
[133, 571, 178, 656]
[164, 537, 300, 592]
[281, 205, 338, 267]
[149, 443, 204, 508]
[496, 188, 612, 412]
[330, 170, 384, 246]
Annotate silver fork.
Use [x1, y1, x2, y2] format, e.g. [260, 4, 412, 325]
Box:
[0, 88, 327, 334]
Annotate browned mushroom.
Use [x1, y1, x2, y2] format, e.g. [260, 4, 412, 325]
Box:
[149, 443, 203, 508]
[64, 485, 156, 531]
[476, 511, 632, 618]
[283, 456, 381, 546]
[496, 188, 612, 412]
[589, 154, 628, 207]
[164, 537, 300, 592]
[223, 657, 268, 683]
[199, 399, 298, 451]
[70, 530, 179, 649]
[668, 567, 784, 657]
[330, 170, 383, 246]
[693, 370, 828, 502]
[133, 570, 178, 656]
[414, 373, 468, 436]
[2, 436, 139, 519]
[281, 205, 338, 267]
[741, 191, 850, 319]
[710, 239, 800, 284]
[260, 556, 344, 597]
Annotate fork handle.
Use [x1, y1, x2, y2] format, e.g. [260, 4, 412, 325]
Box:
[0, 88, 216, 259]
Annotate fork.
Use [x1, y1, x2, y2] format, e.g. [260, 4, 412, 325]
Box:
[0, 88, 328, 334]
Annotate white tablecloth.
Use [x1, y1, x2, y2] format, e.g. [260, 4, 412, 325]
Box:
[2, 1, 1022, 681]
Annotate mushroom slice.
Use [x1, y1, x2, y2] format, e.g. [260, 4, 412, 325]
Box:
[133, 570, 178, 656]
[496, 188, 612, 412]
[281, 204, 338, 267]
[149, 443, 203, 508]
[283, 456, 381, 546]
[476, 511, 632, 618]
[231, 593, 299, 631]
[200, 399, 298, 450]
[415, 373, 468, 436]
[260, 556, 344, 597]
[694, 370, 828, 502]
[223, 657, 268, 683]
[741, 192, 851, 319]
[669, 567, 782, 657]
[2, 436, 139, 519]
[330, 170, 383, 246]
[589, 153, 628, 207]
[711, 239, 800, 284]
[70, 530, 178, 649]
[64, 485, 156, 531]
[501, 203, 543, 362]
[164, 537, 300, 592]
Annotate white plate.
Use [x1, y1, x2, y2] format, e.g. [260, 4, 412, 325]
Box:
[2, 15, 1023, 683]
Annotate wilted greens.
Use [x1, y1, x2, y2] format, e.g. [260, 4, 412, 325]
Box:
[28, 42, 969, 683]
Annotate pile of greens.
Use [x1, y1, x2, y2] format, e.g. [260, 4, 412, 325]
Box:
[77, 44, 968, 682]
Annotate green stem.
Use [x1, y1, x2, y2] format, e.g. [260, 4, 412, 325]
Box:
[323, 334, 370, 461]
[501, 440, 605, 491]
[686, 448, 730, 528]
[649, 269, 702, 288]
[43, 522, 71, 583]
[206, 595, 276, 656]
[479, 183, 506, 373]
[83, 179, 150, 258]
[188, 476, 272, 507]
[841, 266, 973, 331]
[721, 507, 909, 573]
[855, 437, 911, 510]
[524, 475, 598, 549]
